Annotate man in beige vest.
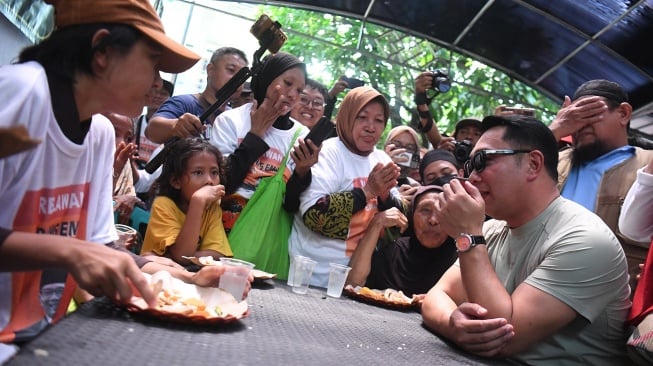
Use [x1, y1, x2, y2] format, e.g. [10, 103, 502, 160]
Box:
[550, 79, 653, 292]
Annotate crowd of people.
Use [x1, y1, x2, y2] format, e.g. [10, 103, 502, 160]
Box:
[1, 0, 652, 365]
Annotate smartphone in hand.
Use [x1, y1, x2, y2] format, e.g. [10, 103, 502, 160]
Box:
[305, 116, 334, 152]
[500, 106, 535, 116]
[341, 77, 365, 89]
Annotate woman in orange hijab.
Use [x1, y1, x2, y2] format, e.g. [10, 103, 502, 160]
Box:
[289, 86, 401, 288]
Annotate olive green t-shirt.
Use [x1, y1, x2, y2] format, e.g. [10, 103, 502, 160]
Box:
[482, 197, 630, 365]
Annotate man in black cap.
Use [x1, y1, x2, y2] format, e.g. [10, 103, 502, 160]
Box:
[419, 149, 462, 186]
[435, 118, 482, 166]
[551, 79, 653, 292]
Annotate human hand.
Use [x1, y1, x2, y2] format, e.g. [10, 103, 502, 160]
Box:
[494, 104, 510, 116]
[398, 184, 419, 203]
[447, 302, 514, 357]
[435, 179, 485, 237]
[66, 242, 156, 307]
[192, 184, 225, 208]
[172, 113, 204, 139]
[189, 265, 226, 287]
[123, 234, 138, 252]
[548, 95, 607, 141]
[384, 143, 411, 166]
[114, 141, 138, 177]
[363, 162, 401, 200]
[329, 78, 348, 99]
[142, 255, 185, 270]
[291, 138, 320, 177]
[113, 195, 144, 225]
[371, 207, 408, 232]
[191, 265, 253, 299]
[436, 136, 456, 152]
[250, 84, 292, 137]
[414, 71, 433, 94]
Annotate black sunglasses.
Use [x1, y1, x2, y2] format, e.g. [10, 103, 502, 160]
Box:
[463, 149, 532, 177]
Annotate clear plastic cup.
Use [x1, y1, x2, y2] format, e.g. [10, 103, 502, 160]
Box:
[287, 254, 308, 287]
[326, 263, 352, 298]
[291, 257, 317, 295]
[114, 224, 137, 249]
[218, 258, 255, 300]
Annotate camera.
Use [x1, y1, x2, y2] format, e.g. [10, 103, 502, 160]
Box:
[250, 14, 287, 53]
[430, 69, 451, 93]
[395, 152, 421, 169]
[453, 140, 473, 164]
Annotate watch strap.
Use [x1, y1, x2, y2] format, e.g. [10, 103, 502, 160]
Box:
[414, 92, 432, 106]
[469, 235, 486, 244]
[456, 234, 486, 253]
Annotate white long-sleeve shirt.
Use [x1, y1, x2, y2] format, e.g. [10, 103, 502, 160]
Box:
[618, 166, 653, 242]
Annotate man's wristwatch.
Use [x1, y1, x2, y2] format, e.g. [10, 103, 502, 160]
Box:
[455, 233, 486, 253]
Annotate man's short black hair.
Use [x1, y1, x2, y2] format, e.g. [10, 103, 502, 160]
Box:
[481, 115, 559, 181]
[305, 78, 328, 100]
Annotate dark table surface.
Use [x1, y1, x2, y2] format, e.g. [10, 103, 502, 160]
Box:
[7, 280, 511, 366]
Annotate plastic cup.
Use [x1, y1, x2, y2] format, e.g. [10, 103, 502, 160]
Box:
[218, 258, 255, 300]
[326, 263, 352, 298]
[291, 257, 317, 295]
[287, 254, 309, 287]
[114, 224, 137, 249]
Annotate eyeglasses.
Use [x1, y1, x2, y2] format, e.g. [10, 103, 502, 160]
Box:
[463, 149, 532, 177]
[386, 140, 418, 154]
[299, 96, 325, 110]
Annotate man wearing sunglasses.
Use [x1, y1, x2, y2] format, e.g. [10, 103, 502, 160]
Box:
[421, 115, 630, 364]
[551, 79, 653, 294]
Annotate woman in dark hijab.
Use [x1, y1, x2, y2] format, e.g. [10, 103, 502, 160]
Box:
[211, 52, 320, 232]
[347, 185, 457, 297]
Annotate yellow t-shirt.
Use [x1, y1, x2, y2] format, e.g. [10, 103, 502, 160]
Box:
[141, 196, 232, 257]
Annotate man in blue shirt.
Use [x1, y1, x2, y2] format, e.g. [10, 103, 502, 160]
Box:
[145, 47, 248, 143]
[551, 79, 653, 292]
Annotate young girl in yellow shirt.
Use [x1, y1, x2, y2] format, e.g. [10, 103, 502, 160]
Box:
[141, 137, 232, 267]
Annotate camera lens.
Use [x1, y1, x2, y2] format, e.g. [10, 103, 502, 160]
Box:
[434, 77, 451, 93]
[453, 141, 472, 163]
[430, 69, 451, 94]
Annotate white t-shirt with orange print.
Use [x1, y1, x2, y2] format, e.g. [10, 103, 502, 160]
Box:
[289, 138, 392, 288]
[0, 62, 117, 343]
[210, 103, 308, 231]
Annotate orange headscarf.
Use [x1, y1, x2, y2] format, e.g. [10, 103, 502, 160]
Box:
[335, 86, 390, 156]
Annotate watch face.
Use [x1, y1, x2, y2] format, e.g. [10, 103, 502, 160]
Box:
[456, 235, 472, 252]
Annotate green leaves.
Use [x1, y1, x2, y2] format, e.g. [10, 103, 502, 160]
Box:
[261, 6, 560, 146]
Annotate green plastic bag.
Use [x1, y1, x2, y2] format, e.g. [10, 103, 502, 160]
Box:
[228, 131, 300, 279]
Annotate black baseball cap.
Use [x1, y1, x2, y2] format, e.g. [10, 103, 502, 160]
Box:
[572, 79, 628, 104]
[453, 118, 482, 139]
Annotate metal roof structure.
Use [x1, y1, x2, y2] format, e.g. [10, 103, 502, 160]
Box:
[224, 0, 653, 136]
